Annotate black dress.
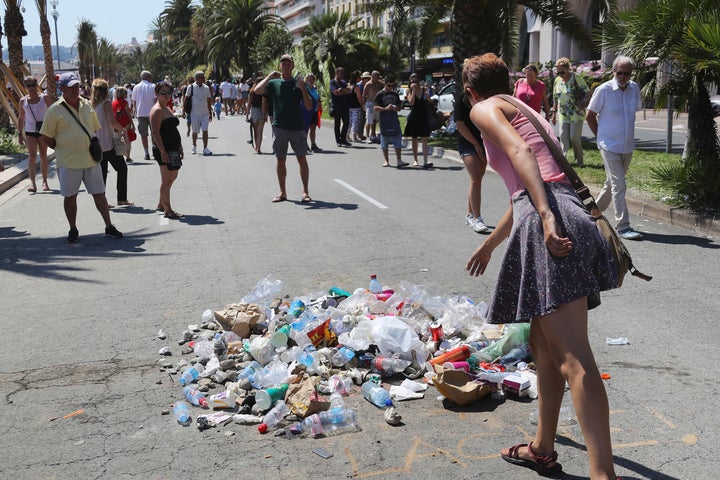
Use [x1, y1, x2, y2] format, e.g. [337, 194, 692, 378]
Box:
[403, 88, 432, 137]
[152, 116, 181, 166]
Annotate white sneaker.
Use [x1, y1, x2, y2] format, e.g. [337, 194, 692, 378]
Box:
[465, 214, 474, 226]
[618, 228, 642, 240]
[203, 147, 212, 156]
[191, 145, 196, 154]
[472, 217, 490, 234]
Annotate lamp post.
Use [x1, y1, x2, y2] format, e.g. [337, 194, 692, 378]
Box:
[50, 0, 60, 71]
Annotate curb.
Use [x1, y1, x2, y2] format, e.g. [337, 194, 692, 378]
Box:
[0, 151, 56, 196]
[441, 150, 719, 237]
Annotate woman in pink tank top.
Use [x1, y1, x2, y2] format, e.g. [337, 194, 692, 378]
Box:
[462, 53, 620, 480]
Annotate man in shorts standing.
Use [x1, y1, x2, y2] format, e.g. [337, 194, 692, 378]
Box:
[185, 71, 213, 156]
[40, 73, 122, 242]
[131, 70, 156, 160]
[374, 75, 408, 168]
[363, 70, 382, 142]
[253, 54, 314, 203]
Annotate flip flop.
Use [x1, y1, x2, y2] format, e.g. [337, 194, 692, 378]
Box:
[397, 162, 409, 168]
[422, 162, 434, 169]
[301, 195, 313, 203]
[28, 186, 37, 193]
[164, 211, 184, 219]
[42, 183, 50, 191]
[272, 195, 287, 203]
[381, 163, 390, 167]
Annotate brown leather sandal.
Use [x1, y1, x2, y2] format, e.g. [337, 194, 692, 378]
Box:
[501, 441, 562, 478]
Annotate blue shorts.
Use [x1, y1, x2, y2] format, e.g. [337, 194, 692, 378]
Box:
[380, 134, 403, 150]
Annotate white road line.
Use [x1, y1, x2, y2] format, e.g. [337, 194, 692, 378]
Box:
[334, 178, 389, 209]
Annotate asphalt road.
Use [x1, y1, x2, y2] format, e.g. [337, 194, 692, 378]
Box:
[0, 112, 717, 480]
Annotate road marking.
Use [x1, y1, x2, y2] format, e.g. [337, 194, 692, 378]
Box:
[334, 178, 388, 209]
[644, 405, 677, 429]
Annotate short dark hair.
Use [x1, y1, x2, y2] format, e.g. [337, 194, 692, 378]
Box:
[384, 74, 395, 84]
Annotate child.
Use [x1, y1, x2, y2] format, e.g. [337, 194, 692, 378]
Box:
[213, 96, 222, 119]
[373, 75, 408, 168]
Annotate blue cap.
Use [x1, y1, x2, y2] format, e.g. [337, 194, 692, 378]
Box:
[58, 72, 80, 87]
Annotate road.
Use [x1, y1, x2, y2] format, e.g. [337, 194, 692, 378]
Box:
[0, 111, 717, 480]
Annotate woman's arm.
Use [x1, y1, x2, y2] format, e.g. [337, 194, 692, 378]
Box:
[455, 120, 485, 159]
[149, 105, 168, 160]
[467, 205, 513, 276]
[104, 101, 126, 132]
[17, 98, 26, 144]
[470, 98, 572, 257]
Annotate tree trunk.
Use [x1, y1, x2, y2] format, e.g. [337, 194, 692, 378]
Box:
[4, 2, 28, 84]
[451, 0, 501, 86]
[38, 2, 58, 99]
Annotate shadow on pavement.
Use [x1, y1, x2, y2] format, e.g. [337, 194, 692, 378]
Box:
[639, 231, 719, 248]
[179, 214, 224, 226]
[556, 435, 682, 480]
[0, 228, 169, 282]
[299, 199, 358, 210]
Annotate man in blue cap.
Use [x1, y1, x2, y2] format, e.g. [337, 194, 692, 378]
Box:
[41, 72, 123, 243]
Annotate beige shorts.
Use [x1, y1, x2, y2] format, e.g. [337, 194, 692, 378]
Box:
[58, 163, 106, 197]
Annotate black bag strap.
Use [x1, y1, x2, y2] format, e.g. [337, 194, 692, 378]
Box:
[25, 96, 39, 123]
[61, 101, 94, 141]
[498, 94, 598, 212]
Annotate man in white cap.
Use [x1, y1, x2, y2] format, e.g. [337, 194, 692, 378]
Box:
[131, 70, 156, 160]
[40, 73, 123, 243]
[184, 70, 213, 155]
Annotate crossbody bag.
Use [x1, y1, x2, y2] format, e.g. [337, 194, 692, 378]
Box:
[61, 101, 102, 162]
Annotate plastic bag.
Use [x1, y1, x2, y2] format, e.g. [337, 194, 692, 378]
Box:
[476, 323, 530, 362]
[240, 274, 284, 304]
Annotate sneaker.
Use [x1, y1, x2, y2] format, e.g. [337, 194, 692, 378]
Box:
[311, 144, 322, 153]
[143, 153, 150, 160]
[365, 138, 373, 144]
[67, 227, 79, 243]
[126, 157, 133, 164]
[203, 147, 212, 156]
[191, 145, 197, 154]
[618, 228, 642, 240]
[472, 217, 490, 234]
[465, 213, 474, 226]
[105, 224, 123, 239]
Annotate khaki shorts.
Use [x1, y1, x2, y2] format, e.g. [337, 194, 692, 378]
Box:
[272, 126, 307, 158]
[191, 113, 210, 133]
[137, 117, 150, 137]
[58, 163, 106, 197]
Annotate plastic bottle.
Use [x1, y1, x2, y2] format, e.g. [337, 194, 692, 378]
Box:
[429, 344, 471, 366]
[237, 360, 261, 382]
[474, 370, 513, 383]
[258, 400, 290, 433]
[331, 346, 356, 367]
[499, 344, 531, 367]
[302, 407, 358, 437]
[173, 402, 191, 425]
[368, 274, 382, 294]
[286, 299, 306, 320]
[182, 385, 208, 407]
[178, 364, 204, 386]
[373, 356, 411, 374]
[362, 380, 393, 408]
[208, 388, 237, 409]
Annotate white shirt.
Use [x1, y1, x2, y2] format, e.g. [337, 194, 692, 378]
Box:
[189, 82, 211, 116]
[220, 81, 233, 99]
[587, 78, 642, 154]
[132, 79, 156, 117]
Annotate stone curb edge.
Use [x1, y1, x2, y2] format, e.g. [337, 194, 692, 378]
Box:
[441, 150, 718, 237]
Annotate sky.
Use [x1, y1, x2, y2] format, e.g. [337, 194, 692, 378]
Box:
[17, 0, 169, 48]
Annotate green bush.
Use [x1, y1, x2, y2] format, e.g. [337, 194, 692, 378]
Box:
[0, 128, 23, 155]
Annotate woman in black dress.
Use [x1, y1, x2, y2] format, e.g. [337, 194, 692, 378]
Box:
[403, 73, 433, 168]
[150, 81, 184, 219]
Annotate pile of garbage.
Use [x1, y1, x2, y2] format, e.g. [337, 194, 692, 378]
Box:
[160, 274, 538, 438]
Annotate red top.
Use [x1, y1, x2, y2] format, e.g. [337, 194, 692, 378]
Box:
[112, 98, 131, 127]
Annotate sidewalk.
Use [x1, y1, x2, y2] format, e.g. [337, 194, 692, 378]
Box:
[1, 147, 717, 236]
[441, 149, 719, 237]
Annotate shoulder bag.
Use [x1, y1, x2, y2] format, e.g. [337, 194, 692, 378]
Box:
[26, 97, 44, 132]
[61, 101, 102, 162]
[499, 94, 652, 287]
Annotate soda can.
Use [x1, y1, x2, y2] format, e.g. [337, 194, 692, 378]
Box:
[430, 322, 444, 342]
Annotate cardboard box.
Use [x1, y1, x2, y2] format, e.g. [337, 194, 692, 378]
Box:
[502, 375, 531, 397]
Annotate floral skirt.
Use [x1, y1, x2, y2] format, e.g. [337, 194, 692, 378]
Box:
[487, 182, 617, 324]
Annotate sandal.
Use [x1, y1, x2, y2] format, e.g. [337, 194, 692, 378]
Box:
[422, 162, 434, 169]
[501, 442, 562, 478]
[271, 195, 287, 203]
[301, 195, 312, 203]
[28, 186, 37, 193]
[164, 211, 184, 219]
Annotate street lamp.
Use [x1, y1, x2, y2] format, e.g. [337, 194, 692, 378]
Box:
[50, 0, 60, 71]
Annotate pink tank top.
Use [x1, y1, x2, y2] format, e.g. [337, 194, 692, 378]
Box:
[483, 104, 568, 198]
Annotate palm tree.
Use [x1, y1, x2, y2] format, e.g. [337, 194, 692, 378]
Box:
[96, 38, 120, 83]
[603, 0, 720, 209]
[160, 0, 195, 42]
[250, 24, 293, 75]
[300, 12, 379, 84]
[204, 0, 279, 78]
[3, 0, 27, 83]
[34, 0, 56, 98]
[76, 19, 98, 85]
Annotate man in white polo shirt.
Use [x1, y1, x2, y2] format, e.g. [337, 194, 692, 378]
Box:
[131, 70, 156, 160]
[586, 56, 643, 240]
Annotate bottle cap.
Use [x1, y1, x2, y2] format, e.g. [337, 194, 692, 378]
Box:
[370, 274, 377, 279]
[198, 398, 208, 407]
[258, 423, 268, 433]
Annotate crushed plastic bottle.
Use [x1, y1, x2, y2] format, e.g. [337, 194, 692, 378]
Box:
[178, 364, 204, 386]
[362, 380, 393, 408]
[373, 356, 411, 374]
[258, 400, 290, 433]
[173, 402, 191, 425]
[182, 385, 208, 407]
[499, 344, 531, 367]
[279, 407, 359, 438]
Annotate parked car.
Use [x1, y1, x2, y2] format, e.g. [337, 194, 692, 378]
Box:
[432, 81, 456, 113]
[398, 84, 409, 109]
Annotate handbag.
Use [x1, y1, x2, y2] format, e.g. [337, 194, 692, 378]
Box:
[166, 151, 182, 170]
[570, 74, 586, 107]
[183, 85, 193, 115]
[499, 95, 652, 287]
[113, 133, 129, 156]
[61, 102, 102, 162]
